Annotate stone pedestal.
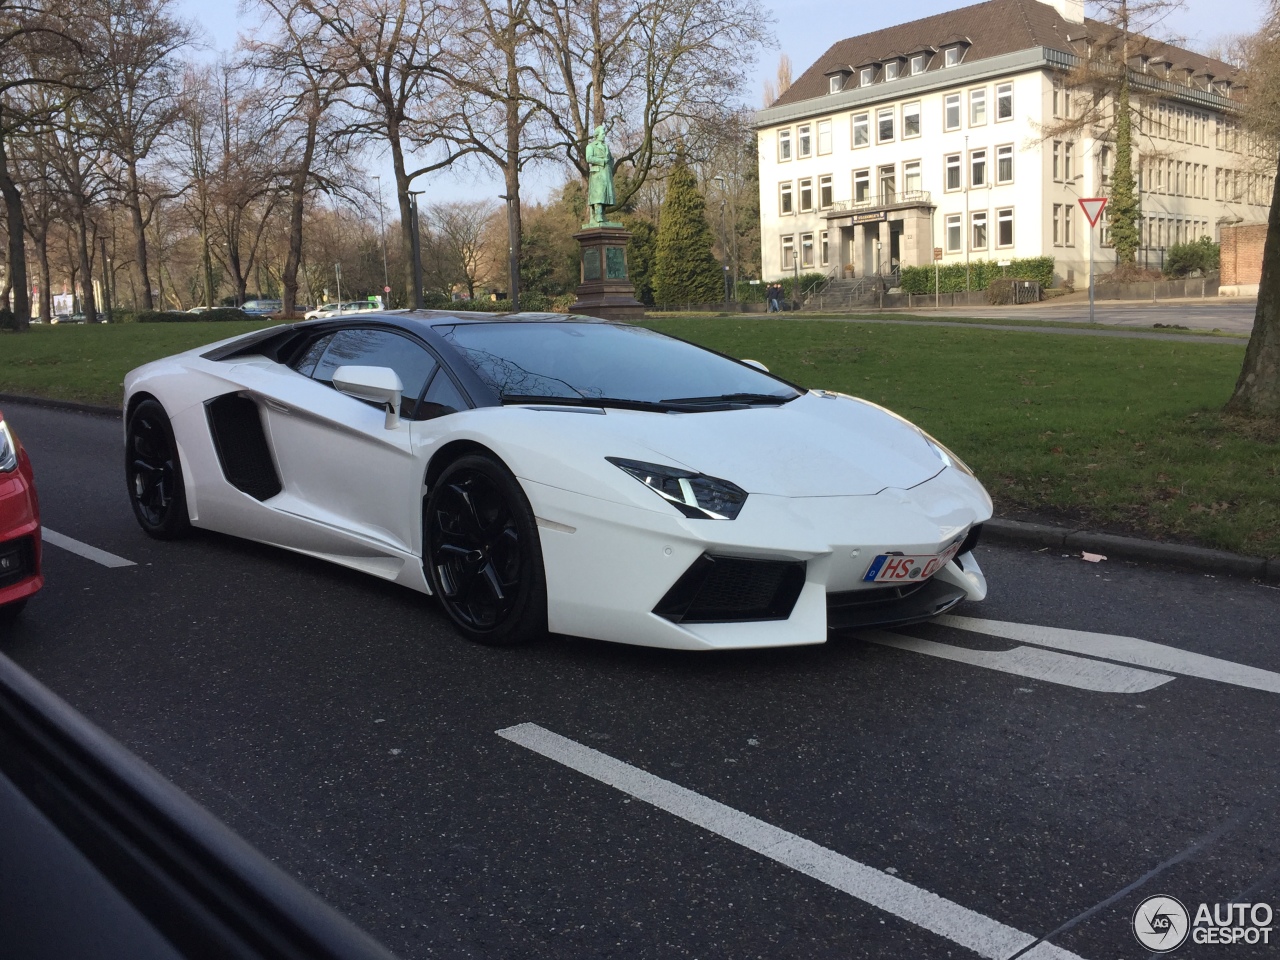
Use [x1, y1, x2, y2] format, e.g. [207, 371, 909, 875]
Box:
[570, 227, 645, 321]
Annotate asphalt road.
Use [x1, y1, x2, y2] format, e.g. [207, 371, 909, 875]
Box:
[901, 296, 1258, 334]
[3, 401, 1278, 960]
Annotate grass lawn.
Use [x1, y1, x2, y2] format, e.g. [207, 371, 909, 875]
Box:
[0, 321, 277, 406]
[2, 316, 1277, 557]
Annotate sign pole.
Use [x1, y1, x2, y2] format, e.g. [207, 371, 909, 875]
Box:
[1077, 197, 1108, 327]
[1088, 220, 1094, 325]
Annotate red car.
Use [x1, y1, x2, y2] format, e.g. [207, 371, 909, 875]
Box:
[0, 407, 42, 619]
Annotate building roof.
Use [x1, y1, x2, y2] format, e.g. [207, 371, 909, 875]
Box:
[770, 0, 1239, 109]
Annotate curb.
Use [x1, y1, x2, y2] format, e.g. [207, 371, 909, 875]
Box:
[985, 518, 1280, 583]
[4, 392, 1277, 584]
[0, 393, 120, 418]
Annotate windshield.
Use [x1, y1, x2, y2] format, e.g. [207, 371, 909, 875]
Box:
[435, 322, 800, 407]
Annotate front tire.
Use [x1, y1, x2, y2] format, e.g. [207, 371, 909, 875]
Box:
[126, 398, 192, 540]
[424, 454, 547, 646]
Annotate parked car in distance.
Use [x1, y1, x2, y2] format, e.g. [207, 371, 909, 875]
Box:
[187, 305, 211, 314]
[241, 299, 284, 317]
[50, 313, 87, 325]
[0, 407, 43, 620]
[303, 300, 383, 320]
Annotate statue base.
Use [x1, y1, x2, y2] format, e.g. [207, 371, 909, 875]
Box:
[570, 227, 645, 322]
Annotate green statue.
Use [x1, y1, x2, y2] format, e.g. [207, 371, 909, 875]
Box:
[585, 124, 622, 228]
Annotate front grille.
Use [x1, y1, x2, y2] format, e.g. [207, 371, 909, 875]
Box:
[0, 536, 35, 588]
[827, 577, 966, 632]
[654, 555, 807, 624]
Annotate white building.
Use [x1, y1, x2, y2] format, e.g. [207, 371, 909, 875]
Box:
[754, 0, 1273, 287]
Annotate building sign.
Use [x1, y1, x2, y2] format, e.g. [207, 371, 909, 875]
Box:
[933, 247, 944, 261]
[850, 211, 888, 224]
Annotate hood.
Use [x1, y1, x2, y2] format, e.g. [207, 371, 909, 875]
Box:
[596, 391, 945, 497]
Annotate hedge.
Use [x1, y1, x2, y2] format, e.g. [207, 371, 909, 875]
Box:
[134, 308, 252, 323]
[899, 257, 1055, 294]
[736, 273, 826, 303]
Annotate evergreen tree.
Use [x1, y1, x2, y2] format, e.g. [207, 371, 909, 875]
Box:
[652, 159, 724, 306]
[621, 213, 657, 305]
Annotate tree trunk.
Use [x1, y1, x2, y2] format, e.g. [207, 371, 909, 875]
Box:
[0, 125, 31, 330]
[34, 233, 51, 322]
[389, 129, 422, 307]
[282, 114, 317, 317]
[75, 210, 98, 323]
[126, 161, 154, 310]
[1225, 154, 1280, 418]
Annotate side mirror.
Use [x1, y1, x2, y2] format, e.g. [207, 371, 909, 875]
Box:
[741, 358, 770, 372]
[332, 365, 404, 429]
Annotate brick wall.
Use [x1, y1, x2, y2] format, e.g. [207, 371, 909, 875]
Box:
[1220, 223, 1268, 287]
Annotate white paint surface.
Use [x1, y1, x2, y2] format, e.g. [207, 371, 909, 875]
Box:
[41, 528, 135, 568]
[498, 722, 1086, 960]
[862, 630, 1174, 693]
[938, 616, 1280, 695]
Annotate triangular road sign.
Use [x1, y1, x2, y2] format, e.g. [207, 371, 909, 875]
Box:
[1078, 197, 1108, 227]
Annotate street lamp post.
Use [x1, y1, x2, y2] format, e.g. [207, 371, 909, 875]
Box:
[792, 251, 800, 312]
[713, 175, 732, 304]
[408, 191, 425, 309]
[373, 175, 390, 306]
[964, 134, 970, 292]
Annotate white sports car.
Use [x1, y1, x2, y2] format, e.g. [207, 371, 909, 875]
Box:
[123, 312, 992, 650]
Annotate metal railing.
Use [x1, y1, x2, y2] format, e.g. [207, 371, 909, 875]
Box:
[827, 190, 932, 214]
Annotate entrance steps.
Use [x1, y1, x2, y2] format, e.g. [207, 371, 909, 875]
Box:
[801, 276, 884, 312]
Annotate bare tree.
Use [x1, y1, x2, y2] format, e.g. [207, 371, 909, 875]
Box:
[83, 0, 193, 310]
[761, 53, 791, 107]
[425, 198, 500, 297]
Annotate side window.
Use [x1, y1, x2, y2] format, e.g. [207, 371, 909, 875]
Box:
[311, 328, 437, 420]
[418, 369, 469, 420]
[292, 333, 336, 378]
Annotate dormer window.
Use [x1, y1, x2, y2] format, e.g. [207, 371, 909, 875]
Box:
[829, 75, 843, 93]
[910, 53, 926, 75]
[884, 60, 900, 81]
[944, 46, 963, 67]
[860, 65, 876, 86]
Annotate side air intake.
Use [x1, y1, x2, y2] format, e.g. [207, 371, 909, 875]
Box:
[205, 394, 282, 501]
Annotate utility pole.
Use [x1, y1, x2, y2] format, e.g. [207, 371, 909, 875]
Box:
[713, 176, 732, 304]
[408, 191, 425, 309]
[499, 193, 519, 311]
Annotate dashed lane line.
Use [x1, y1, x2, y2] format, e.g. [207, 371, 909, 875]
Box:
[498, 722, 1087, 960]
[41, 528, 136, 568]
[861, 630, 1174, 693]
[938, 615, 1280, 695]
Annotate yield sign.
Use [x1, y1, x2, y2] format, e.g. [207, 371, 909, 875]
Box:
[1078, 197, 1108, 227]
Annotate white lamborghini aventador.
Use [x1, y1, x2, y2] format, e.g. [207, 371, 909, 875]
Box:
[123, 311, 992, 650]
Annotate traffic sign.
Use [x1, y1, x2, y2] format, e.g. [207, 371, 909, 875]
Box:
[1078, 197, 1108, 227]
[383, 286, 391, 293]
[933, 247, 943, 261]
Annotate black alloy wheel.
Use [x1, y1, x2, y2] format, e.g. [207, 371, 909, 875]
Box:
[424, 453, 546, 646]
[125, 399, 192, 540]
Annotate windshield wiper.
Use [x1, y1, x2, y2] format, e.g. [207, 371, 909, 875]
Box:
[501, 394, 701, 413]
[659, 392, 796, 406]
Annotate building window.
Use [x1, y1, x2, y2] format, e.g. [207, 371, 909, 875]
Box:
[996, 144, 1013, 184]
[884, 61, 900, 81]
[877, 107, 895, 142]
[904, 160, 921, 195]
[820, 230, 830, 266]
[971, 211, 988, 251]
[781, 235, 795, 268]
[1052, 204, 1062, 245]
[996, 207, 1013, 247]
[778, 129, 792, 162]
[800, 233, 815, 268]
[910, 53, 925, 75]
[816, 119, 832, 155]
[903, 101, 921, 138]
[853, 168, 870, 202]
[852, 112, 869, 148]
[798, 177, 813, 212]
[969, 88, 986, 125]
[879, 164, 896, 201]
[945, 153, 961, 191]
[819, 174, 833, 209]
[970, 148, 987, 188]
[860, 65, 875, 86]
[945, 213, 962, 252]
[797, 123, 812, 158]
[829, 75, 844, 94]
[779, 182, 793, 215]
[945, 46, 962, 67]
[1063, 141, 1074, 182]
[1063, 205, 1073, 245]
[996, 82, 1013, 121]
[1052, 141, 1061, 181]
[945, 93, 961, 131]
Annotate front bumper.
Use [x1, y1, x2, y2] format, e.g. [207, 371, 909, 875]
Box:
[0, 469, 43, 610]
[525, 469, 990, 651]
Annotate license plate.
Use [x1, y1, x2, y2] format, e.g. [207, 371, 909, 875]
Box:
[862, 542, 963, 583]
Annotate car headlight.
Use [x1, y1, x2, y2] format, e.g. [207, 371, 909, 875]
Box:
[607, 457, 748, 520]
[0, 420, 18, 473]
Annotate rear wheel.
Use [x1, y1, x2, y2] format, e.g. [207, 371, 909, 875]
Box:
[424, 454, 546, 646]
[126, 399, 192, 539]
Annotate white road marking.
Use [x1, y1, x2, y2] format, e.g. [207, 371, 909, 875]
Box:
[861, 630, 1174, 693]
[498, 722, 1086, 960]
[41, 528, 136, 568]
[938, 615, 1280, 695]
